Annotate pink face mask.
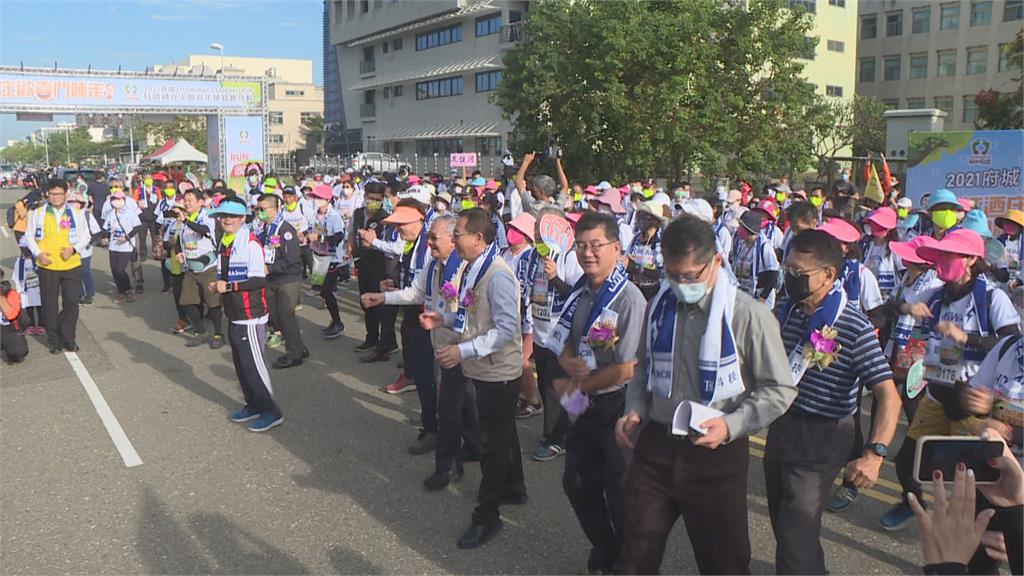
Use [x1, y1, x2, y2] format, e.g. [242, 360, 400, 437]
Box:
[1004, 222, 1022, 236]
[934, 254, 968, 282]
[506, 227, 527, 247]
[870, 222, 888, 238]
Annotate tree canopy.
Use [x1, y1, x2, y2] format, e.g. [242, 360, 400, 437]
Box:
[494, 0, 830, 183]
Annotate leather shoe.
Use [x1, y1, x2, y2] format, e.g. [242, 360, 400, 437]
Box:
[456, 520, 502, 549]
[63, 342, 79, 352]
[502, 492, 529, 506]
[423, 466, 464, 491]
[272, 356, 302, 369]
[49, 347, 63, 355]
[359, 349, 390, 363]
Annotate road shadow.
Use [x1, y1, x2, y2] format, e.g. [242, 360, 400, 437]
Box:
[137, 485, 308, 575]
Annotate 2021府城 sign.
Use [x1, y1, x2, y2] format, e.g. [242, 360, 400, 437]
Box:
[907, 130, 1024, 216]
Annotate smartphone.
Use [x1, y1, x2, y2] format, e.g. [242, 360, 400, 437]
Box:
[913, 435, 1003, 484]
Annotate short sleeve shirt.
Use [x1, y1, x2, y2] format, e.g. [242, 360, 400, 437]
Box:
[567, 280, 647, 394]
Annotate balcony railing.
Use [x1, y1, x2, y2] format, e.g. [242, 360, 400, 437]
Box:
[360, 102, 376, 118]
[501, 22, 525, 43]
[360, 60, 376, 74]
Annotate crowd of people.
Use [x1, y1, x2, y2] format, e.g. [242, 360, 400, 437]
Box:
[2, 155, 1022, 574]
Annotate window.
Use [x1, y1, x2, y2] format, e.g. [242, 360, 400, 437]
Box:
[475, 13, 501, 37]
[269, 134, 284, 144]
[828, 0, 845, 6]
[884, 55, 901, 81]
[300, 112, 316, 122]
[393, 85, 402, 97]
[912, 6, 931, 32]
[346, 0, 354, 18]
[416, 138, 464, 156]
[1005, 0, 1023, 21]
[477, 136, 502, 155]
[415, 76, 463, 100]
[269, 111, 284, 125]
[383, 87, 390, 99]
[859, 58, 876, 82]
[909, 53, 928, 79]
[963, 95, 980, 124]
[383, 41, 389, 54]
[882, 98, 899, 108]
[940, 3, 960, 29]
[966, 46, 988, 74]
[906, 98, 926, 109]
[334, 1, 343, 23]
[383, 141, 403, 156]
[790, 0, 816, 13]
[360, 0, 368, 13]
[416, 23, 463, 51]
[827, 39, 845, 52]
[934, 96, 954, 114]
[970, 0, 992, 25]
[998, 43, 1012, 72]
[825, 85, 844, 97]
[861, 15, 877, 39]
[392, 38, 403, 51]
[886, 11, 903, 35]
[475, 70, 502, 92]
[285, 89, 306, 96]
[937, 49, 957, 76]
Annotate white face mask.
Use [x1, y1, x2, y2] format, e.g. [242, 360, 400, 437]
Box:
[111, 199, 125, 209]
[435, 201, 448, 212]
[315, 199, 329, 209]
[668, 278, 708, 304]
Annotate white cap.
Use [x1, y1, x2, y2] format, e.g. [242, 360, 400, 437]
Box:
[680, 198, 714, 223]
[400, 184, 432, 206]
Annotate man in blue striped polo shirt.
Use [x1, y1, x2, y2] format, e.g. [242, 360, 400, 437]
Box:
[764, 229, 901, 575]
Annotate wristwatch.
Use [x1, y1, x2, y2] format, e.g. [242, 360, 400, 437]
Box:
[865, 442, 889, 457]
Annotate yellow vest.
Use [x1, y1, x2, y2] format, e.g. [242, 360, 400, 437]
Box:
[37, 207, 82, 271]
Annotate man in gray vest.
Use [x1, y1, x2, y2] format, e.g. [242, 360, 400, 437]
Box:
[421, 208, 525, 549]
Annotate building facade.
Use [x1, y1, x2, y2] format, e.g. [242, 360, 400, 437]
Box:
[153, 55, 324, 165]
[856, 0, 1022, 131]
[326, 0, 526, 174]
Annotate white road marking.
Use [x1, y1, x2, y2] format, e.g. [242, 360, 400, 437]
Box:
[0, 226, 10, 238]
[64, 351, 143, 468]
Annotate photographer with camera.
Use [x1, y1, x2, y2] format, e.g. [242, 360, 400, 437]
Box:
[0, 268, 28, 365]
[514, 145, 569, 219]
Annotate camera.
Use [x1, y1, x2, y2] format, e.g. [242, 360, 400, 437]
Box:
[538, 136, 561, 162]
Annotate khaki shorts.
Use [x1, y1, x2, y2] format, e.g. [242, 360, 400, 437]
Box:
[907, 393, 978, 440]
[179, 267, 221, 308]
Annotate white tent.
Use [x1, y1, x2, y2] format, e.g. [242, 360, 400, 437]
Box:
[148, 138, 208, 165]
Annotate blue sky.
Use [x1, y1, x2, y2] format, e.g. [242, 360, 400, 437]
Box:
[0, 0, 323, 142]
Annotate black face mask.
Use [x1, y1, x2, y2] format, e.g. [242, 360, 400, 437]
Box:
[784, 271, 813, 303]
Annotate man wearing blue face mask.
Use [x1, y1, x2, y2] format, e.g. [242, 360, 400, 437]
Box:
[615, 214, 796, 575]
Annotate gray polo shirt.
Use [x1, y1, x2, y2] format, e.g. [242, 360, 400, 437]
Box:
[568, 279, 648, 395]
[625, 286, 797, 442]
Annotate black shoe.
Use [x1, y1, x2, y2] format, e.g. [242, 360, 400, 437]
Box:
[354, 340, 378, 352]
[273, 356, 302, 369]
[359, 349, 391, 363]
[458, 446, 482, 463]
[301, 347, 310, 359]
[408, 431, 438, 455]
[322, 324, 344, 339]
[49, 347, 63, 355]
[423, 466, 464, 491]
[380, 344, 400, 355]
[63, 342, 79, 352]
[184, 333, 207, 347]
[502, 492, 529, 506]
[209, 334, 225, 350]
[161, 285, 172, 293]
[135, 285, 144, 294]
[456, 521, 503, 550]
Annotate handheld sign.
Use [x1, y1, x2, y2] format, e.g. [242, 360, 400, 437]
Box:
[538, 213, 574, 256]
[905, 359, 926, 399]
[450, 153, 478, 168]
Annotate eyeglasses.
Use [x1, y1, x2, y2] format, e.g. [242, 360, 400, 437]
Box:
[782, 265, 828, 277]
[666, 257, 715, 284]
[574, 240, 616, 254]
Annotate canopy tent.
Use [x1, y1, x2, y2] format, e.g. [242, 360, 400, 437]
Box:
[146, 138, 208, 165]
[141, 139, 175, 162]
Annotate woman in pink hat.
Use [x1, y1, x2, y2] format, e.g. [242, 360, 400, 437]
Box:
[818, 218, 885, 326]
[502, 213, 543, 418]
[861, 207, 902, 298]
[887, 229, 1021, 531]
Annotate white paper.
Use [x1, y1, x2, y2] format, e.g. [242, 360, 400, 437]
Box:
[671, 400, 725, 437]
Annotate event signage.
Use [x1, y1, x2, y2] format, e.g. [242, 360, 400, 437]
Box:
[450, 152, 478, 168]
[907, 130, 1024, 215]
[222, 115, 265, 187]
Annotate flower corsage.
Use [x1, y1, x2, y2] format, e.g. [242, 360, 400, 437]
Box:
[804, 326, 842, 370]
[587, 320, 620, 351]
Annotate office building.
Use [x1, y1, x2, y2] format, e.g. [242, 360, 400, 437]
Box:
[856, 0, 1022, 130]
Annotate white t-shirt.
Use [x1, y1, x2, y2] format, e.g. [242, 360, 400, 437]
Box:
[79, 212, 102, 259]
[12, 256, 41, 308]
[855, 263, 885, 312]
[529, 250, 584, 350]
[104, 209, 142, 254]
[863, 242, 903, 298]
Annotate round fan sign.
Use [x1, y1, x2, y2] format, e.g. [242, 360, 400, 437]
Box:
[537, 213, 574, 257]
[905, 360, 927, 399]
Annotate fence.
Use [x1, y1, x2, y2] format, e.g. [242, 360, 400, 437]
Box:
[268, 153, 511, 178]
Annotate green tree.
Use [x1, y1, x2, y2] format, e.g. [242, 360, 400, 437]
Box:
[974, 30, 1023, 130]
[494, 0, 824, 182]
[851, 95, 888, 156]
[300, 113, 325, 153]
[137, 116, 208, 154]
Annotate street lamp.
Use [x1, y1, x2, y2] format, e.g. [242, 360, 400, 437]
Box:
[209, 42, 225, 75]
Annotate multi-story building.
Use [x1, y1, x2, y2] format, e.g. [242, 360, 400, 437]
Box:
[153, 55, 324, 164]
[326, 0, 525, 173]
[856, 0, 1022, 130]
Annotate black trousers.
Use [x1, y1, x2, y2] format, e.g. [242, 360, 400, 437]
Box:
[563, 390, 628, 573]
[535, 345, 569, 446]
[228, 322, 281, 418]
[436, 364, 482, 473]
[471, 376, 526, 527]
[357, 269, 397, 349]
[1, 324, 28, 362]
[267, 281, 304, 360]
[401, 308, 437, 432]
[764, 410, 855, 575]
[170, 272, 187, 321]
[38, 266, 82, 349]
[619, 423, 751, 575]
[109, 251, 133, 294]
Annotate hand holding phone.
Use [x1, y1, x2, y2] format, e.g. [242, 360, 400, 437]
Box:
[914, 436, 1004, 485]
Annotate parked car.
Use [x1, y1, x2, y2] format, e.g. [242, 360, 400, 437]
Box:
[349, 152, 409, 175]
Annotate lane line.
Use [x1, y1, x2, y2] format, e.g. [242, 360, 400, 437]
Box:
[64, 351, 143, 468]
[1, 226, 9, 238]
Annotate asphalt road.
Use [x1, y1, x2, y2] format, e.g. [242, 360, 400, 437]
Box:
[0, 186, 929, 575]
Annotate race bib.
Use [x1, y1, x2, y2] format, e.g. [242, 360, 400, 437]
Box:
[577, 341, 598, 371]
[454, 307, 468, 334]
[264, 248, 276, 265]
[924, 336, 963, 386]
[24, 274, 39, 291]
